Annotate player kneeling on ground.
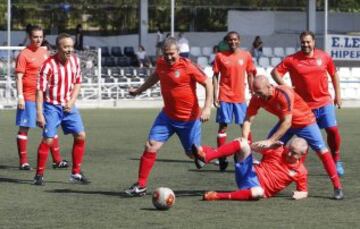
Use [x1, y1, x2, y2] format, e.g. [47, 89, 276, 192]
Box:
[192, 137, 309, 201]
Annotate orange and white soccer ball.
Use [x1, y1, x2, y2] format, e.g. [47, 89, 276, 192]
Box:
[152, 187, 176, 210]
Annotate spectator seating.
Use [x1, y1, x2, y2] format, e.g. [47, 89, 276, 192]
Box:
[101, 47, 110, 57]
[111, 47, 123, 57]
[190, 46, 202, 57]
[273, 47, 285, 58]
[197, 56, 209, 69]
[202, 47, 212, 57]
[259, 57, 270, 68]
[270, 57, 282, 67]
[285, 47, 296, 56]
[262, 47, 273, 57]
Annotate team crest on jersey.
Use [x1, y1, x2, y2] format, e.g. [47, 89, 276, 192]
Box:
[316, 58, 322, 66]
[238, 59, 244, 66]
[174, 70, 180, 78]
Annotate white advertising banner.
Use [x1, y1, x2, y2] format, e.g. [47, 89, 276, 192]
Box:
[327, 34, 360, 61]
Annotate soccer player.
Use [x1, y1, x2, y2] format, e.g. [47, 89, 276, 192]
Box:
[241, 75, 343, 200]
[212, 31, 256, 171]
[271, 31, 344, 176]
[33, 33, 89, 185]
[15, 25, 67, 170]
[192, 137, 309, 201]
[125, 37, 213, 197]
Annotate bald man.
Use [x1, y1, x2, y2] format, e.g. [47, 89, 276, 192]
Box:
[240, 75, 343, 200]
[192, 137, 309, 201]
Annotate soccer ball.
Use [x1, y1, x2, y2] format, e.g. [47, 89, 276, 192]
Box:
[152, 187, 176, 210]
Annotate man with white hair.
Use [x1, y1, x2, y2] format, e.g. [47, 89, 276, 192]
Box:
[193, 137, 309, 201]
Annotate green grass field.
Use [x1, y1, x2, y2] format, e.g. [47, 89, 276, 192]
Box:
[1, 108, 359, 229]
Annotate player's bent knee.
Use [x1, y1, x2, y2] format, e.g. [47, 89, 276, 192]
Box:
[74, 132, 86, 141]
[145, 140, 161, 152]
[250, 187, 264, 199]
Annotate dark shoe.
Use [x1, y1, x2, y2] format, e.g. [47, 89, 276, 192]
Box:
[19, 163, 31, 171]
[69, 172, 90, 184]
[333, 188, 344, 200]
[125, 183, 147, 197]
[33, 174, 44, 186]
[218, 157, 229, 172]
[191, 144, 206, 169]
[52, 160, 69, 169]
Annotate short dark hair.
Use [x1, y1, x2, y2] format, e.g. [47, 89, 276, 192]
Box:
[56, 33, 72, 46]
[225, 31, 240, 41]
[29, 25, 43, 36]
[299, 31, 315, 40]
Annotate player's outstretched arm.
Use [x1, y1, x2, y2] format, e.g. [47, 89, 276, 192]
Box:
[271, 68, 287, 86]
[200, 78, 213, 122]
[331, 71, 342, 109]
[129, 72, 159, 96]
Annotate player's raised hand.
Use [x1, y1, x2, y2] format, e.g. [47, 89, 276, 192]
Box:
[36, 113, 46, 128]
[128, 87, 139, 97]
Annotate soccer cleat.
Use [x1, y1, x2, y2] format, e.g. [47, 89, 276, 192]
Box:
[336, 161, 344, 177]
[69, 172, 90, 184]
[333, 188, 344, 200]
[52, 160, 69, 169]
[33, 174, 44, 186]
[203, 191, 219, 201]
[19, 163, 31, 171]
[125, 183, 147, 197]
[218, 157, 229, 172]
[191, 144, 206, 169]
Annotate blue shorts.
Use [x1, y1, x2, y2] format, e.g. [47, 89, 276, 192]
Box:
[42, 103, 85, 138]
[16, 101, 36, 128]
[235, 154, 261, 189]
[268, 122, 326, 152]
[148, 111, 201, 155]
[312, 104, 337, 129]
[216, 102, 247, 124]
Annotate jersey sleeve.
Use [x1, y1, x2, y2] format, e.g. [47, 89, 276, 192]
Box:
[295, 166, 308, 192]
[246, 97, 261, 117]
[212, 53, 221, 74]
[274, 56, 291, 77]
[74, 55, 82, 84]
[325, 53, 336, 78]
[277, 88, 294, 119]
[188, 61, 207, 84]
[15, 51, 26, 74]
[246, 52, 257, 76]
[37, 62, 50, 92]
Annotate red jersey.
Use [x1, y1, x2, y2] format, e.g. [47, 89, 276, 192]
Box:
[274, 49, 336, 109]
[155, 57, 207, 121]
[255, 146, 308, 198]
[213, 50, 256, 103]
[37, 54, 82, 106]
[247, 85, 315, 128]
[15, 46, 49, 101]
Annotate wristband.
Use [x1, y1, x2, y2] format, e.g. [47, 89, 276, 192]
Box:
[18, 94, 24, 99]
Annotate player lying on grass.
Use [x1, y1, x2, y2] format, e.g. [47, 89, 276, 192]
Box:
[192, 137, 309, 201]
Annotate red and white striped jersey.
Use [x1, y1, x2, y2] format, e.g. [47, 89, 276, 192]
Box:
[37, 54, 82, 105]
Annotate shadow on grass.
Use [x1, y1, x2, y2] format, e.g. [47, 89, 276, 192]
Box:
[187, 169, 235, 173]
[130, 158, 194, 164]
[0, 177, 31, 184]
[0, 164, 19, 170]
[47, 189, 132, 198]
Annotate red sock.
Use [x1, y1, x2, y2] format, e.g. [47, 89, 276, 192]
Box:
[17, 132, 28, 165]
[36, 141, 51, 175]
[217, 131, 227, 147]
[72, 139, 85, 174]
[317, 151, 342, 189]
[204, 140, 241, 162]
[50, 135, 62, 164]
[325, 126, 341, 162]
[217, 189, 253, 200]
[137, 151, 157, 187]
